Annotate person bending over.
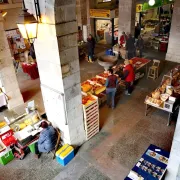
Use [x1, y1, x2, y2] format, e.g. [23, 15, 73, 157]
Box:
[35, 121, 57, 158]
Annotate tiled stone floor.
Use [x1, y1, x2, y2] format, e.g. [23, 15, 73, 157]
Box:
[0, 46, 179, 180]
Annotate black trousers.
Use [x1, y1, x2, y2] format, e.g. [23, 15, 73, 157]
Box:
[125, 81, 133, 94]
[35, 142, 40, 155]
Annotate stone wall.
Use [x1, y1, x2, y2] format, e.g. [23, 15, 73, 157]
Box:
[24, 0, 86, 146]
[0, 15, 24, 109]
[166, 0, 180, 63]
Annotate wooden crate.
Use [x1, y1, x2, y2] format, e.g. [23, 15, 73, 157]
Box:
[82, 92, 99, 140]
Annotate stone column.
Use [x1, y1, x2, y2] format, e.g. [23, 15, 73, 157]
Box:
[76, 0, 87, 28]
[24, 0, 86, 146]
[118, 0, 136, 40]
[87, 0, 95, 36]
[0, 15, 24, 109]
[166, 0, 180, 62]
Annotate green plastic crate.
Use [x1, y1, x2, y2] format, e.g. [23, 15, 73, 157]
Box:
[0, 149, 14, 165]
[28, 140, 38, 154]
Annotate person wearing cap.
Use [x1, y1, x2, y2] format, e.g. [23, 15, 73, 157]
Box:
[34, 121, 57, 158]
[105, 69, 118, 109]
[120, 60, 135, 95]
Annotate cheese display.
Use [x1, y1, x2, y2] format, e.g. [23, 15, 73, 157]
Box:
[145, 66, 180, 108]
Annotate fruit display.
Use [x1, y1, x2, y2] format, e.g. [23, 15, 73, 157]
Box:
[81, 81, 92, 93]
[91, 85, 106, 95]
[82, 95, 95, 106]
[98, 73, 109, 79]
[12, 113, 40, 132]
[90, 78, 106, 85]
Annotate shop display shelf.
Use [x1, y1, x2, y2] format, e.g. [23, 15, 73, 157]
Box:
[82, 92, 99, 140]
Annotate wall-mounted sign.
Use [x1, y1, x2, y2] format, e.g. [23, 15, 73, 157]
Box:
[90, 9, 111, 18]
[136, 4, 143, 13]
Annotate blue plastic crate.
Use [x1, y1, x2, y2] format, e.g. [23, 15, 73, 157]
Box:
[56, 150, 74, 166]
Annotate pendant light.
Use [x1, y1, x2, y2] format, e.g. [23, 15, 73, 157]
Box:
[17, 0, 38, 44]
[149, 0, 155, 6]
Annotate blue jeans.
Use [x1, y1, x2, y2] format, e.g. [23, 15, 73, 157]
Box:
[106, 88, 116, 108]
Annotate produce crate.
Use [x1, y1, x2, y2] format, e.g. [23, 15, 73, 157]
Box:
[82, 92, 99, 140]
[28, 139, 38, 154]
[0, 148, 14, 165]
[56, 144, 74, 166]
[96, 93, 106, 106]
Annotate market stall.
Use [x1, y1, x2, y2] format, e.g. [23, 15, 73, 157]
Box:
[0, 106, 45, 164]
[145, 66, 180, 126]
[125, 144, 169, 180]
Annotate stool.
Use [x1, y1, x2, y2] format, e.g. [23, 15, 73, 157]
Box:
[147, 59, 160, 80]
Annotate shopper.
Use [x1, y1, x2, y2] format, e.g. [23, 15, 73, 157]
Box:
[126, 34, 136, 60]
[29, 44, 36, 60]
[35, 121, 57, 158]
[121, 60, 135, 95]
[119, 31, 128, 47]
[135, 23, 141, 39]
[87, 34, 96, 62]
[136, 35, 144, 58]
[105, 69, 118, 109]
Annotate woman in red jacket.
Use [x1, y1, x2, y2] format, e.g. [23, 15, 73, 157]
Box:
[122, 60, 135, 95]
[119, 32, 128, 47]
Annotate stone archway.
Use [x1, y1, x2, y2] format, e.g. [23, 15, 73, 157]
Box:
[24, 0, 86, 146]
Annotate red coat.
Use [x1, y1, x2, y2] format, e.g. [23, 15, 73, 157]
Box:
[119, 34, 128, 46]
[124, 64, 135, 82]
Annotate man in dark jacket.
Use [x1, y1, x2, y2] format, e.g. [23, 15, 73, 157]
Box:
[105, 69, 118, 109]
[87, 34, 96, 62]
[136, 35, 144, 58]
[35, 121, 57, 158]
[126, 34, 136, 60]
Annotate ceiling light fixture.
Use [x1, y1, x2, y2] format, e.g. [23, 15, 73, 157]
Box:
[149, 0, 155, 6]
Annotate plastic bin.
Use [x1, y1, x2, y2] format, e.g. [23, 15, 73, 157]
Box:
[0, 148, 14, 165]
[28, 140, 38, 154]
[56, 144, 74, 166]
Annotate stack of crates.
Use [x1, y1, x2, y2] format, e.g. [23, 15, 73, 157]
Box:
[82, 94, 99, 140]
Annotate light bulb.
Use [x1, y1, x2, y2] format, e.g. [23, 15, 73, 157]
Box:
[149, 0, 155, 6]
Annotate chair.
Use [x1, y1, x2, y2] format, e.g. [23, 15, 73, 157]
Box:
[52, 128, 61, 159]
[147, 59, 160, 80]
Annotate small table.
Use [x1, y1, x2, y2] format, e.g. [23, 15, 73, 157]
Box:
[21, 63, 39, 80]
[131, 57, 151, 75]
[0, 93, 7, 108]
[145, 100, 175, 126]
